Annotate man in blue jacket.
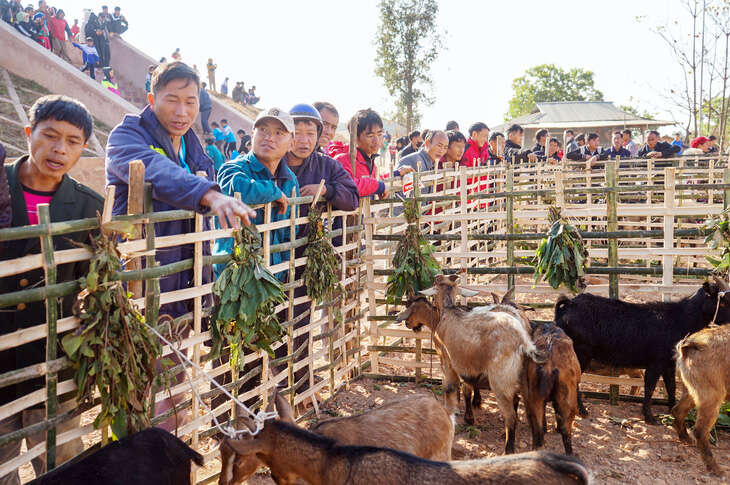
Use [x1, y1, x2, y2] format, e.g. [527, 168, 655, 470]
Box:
[214, 107, 298, 279]
[283, 103, 359, 393]
[199, 81, 212, 135]
[106, 62, 254, 430]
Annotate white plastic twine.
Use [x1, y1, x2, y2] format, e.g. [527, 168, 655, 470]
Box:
[710, 290, 727, 327]
[143, 321, 278, 438]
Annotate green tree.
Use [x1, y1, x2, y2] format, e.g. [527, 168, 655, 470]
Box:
[505, 64, 604, 120]
[374, 0, 442, 131]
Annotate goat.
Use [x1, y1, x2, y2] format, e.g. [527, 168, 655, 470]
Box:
[488, 289, 580, 456]
[222, 414, 592, 485]
[672, 324, 730, 476]
[397, 274, 544, 454]
[218, 392, 454, 485]
[28, 427, 203, 485]
[554, 276, 730, 424]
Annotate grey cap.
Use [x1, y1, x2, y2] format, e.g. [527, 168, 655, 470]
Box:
[254, 107, 295, 134]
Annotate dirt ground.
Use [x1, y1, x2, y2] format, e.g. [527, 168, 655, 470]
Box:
[235, 378, 730, 485]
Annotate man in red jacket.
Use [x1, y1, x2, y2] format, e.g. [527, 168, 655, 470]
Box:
[331, 108, 389, 199]
[461, 122, 490, 194]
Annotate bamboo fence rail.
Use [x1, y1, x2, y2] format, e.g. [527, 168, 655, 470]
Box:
[0, 153, 728, 482]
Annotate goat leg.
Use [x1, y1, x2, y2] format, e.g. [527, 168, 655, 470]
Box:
[463, 383, 475, 425]
[661, 365, 677, 410]
[553, 399, 574, 456]
[671, 392, 695, 444]
[694, 400, 725, 476]
[472, 388, 482, 409]
[642, 366, 662, 424]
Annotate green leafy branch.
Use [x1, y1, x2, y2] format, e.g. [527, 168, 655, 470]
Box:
[211, 226, 286, 370]
[304, 208, 342, 304]
[62, 219, 167, 439]
[704, 209, 730, 275]
[386, 198, 440, 304]
[532, 206, 588, 293]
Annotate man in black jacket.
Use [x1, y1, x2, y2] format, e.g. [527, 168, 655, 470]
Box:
[638, 130, 681, 159]
[0, 95, 102, 482]
[567, 132, 604, 167]
[503, 124, 537, 163]
[398, 129, 422, 159]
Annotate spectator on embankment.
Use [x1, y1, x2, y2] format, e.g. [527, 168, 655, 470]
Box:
[48, 8, 72, 62]
[73, 36, 99, 80]
[199, 82, 212, 135]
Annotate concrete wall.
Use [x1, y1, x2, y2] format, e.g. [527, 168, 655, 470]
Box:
[0, 20, 137, 130]
[109, 36, 253, 134]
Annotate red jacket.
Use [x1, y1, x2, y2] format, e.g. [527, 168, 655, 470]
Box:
[329, 142, 385, 197]
[48, 16, 68, 41]
[460, 138, 491, 193]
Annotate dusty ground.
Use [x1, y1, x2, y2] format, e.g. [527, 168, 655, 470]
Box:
[231, 378, 730, 485]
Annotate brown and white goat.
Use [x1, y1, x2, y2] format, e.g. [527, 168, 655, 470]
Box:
[489, 289, 581, 456]
[397, 274, 544, 454]
[671, 324, 730, 476]
[218, 392, 454, 485]
[222, 414, 591, 485]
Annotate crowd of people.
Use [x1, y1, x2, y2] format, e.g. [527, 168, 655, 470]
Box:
[1, 1, 128, 96]
[0, 58, 728, 482]
[391, 123, 724, 175]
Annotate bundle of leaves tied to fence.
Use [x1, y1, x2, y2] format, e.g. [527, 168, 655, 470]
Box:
[304, 208, 342, 304]
[62, 218, 167, 438]
[211, 226, 285, 370]
[703, 209, 730, 275]
[386, 198, 440, 304]
[533, 206, 588, 293]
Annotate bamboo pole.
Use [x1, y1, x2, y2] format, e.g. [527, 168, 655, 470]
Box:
[191, 173, 206, 448]
[459, 166, 468, 286]
[413, 171, 422, 383]
[364, 198, 378, 374]
[38, 204, 57, 470]
[605, 162, 619, 406]
[287, 187, 296, 410]
[724, 167, 730, 210]
[506, 169, 515, 290]
[663, 167, 676, 303]
[127, 161, 145, 299]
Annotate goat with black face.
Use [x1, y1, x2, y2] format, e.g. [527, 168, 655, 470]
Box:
[555, 276, 730, 424]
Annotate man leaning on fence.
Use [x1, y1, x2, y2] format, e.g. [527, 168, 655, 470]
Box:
[105, 61, 255, 432]
[0, 95, 103, 484]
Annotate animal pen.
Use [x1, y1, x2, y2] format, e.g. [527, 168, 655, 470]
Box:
[0, 155, 728, 482]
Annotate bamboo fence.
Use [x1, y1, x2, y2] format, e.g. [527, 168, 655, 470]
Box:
[363, 155, 730, 402]
[0, 153, 728, 482]
[0, 161, 365, 483]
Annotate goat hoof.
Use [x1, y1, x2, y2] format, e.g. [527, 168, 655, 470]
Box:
[644, 414, 658, 425]
[464, 414, 475, 425]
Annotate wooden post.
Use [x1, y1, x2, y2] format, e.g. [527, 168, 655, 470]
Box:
[554, 170, 565, 207]
[127, 161, 145, 299]
[287, 188, 296, 409]
[723, 167, 730, 210]
[663, 167, 676, 303]
[605, 162, 619, 406]
[38, 204, 57, 470]
[459, 166, 468, 285]
[364, 198, 378, 374]
[413, 171, 422, 383]
[143, 184, 160, 422]
[339, 202, 349, 384]
[506, 169, 515, 290]
[191, 173, 206, 448]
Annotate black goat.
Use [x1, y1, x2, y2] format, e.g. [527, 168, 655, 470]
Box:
[29, 427, 203, 485]
[554, 278, 730, 424]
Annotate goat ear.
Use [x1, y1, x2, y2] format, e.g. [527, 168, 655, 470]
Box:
[703, 281, 717, 296]
[233, 408, 257, 433]
[448, 274, 460, 283]
[274, 393, 296, 424]
[419, 287, 437, 296]
[225, 438, 265, 457]
[490, 293, 500, 304]
[434, 274, 445, 284]
[502, 286, 516, 303]
[395, 306, 413, 322]
[460, 287, 480, 297]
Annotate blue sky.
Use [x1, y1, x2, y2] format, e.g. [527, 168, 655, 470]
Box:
[58, 0, 691, 132]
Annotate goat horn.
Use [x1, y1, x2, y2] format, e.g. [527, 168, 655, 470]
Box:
[419, 287, 437, 296]
[459, 287, 480, 297]
[713, 275, 730, 291]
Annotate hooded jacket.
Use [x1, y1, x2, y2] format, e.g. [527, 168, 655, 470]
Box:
[106, 105, 217, 317]
[213, 151, 299, 280]
[503, 139, 534, 163]
[329, 141, 385, 198]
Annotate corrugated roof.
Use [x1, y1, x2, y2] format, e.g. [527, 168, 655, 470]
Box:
[494, 101, 673, 132]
